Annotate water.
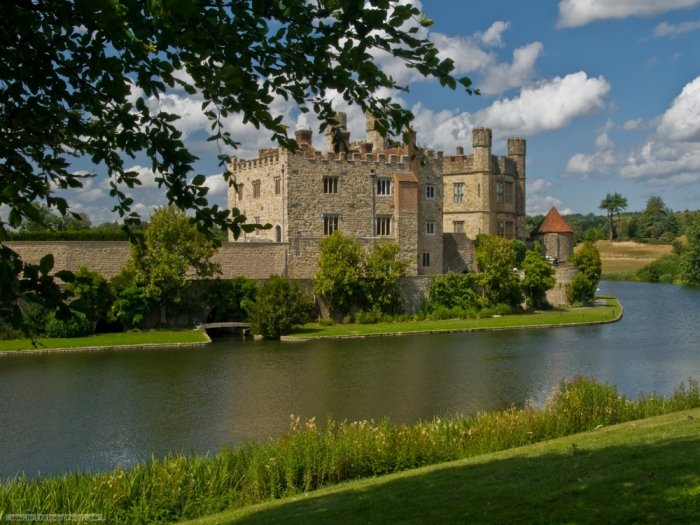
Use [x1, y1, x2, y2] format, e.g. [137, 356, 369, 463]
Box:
[0, 281, 698, 479]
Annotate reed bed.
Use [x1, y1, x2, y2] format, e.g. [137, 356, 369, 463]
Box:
[1, 377, 698, 524]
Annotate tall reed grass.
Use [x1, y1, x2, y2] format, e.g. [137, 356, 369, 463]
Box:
[1, 377, 698, 524]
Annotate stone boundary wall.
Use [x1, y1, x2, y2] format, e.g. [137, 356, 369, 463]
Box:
[5, 241, 288, 280]
[546, 265, 578, 306]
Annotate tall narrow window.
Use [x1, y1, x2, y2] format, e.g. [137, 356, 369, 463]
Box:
[453, 183, 464, 204]
[496, 181, 504, 204]
[323, 176, 339, 194]
[425, 221, 436, 235]
[422, 251, 431, 268]
[274, 176, 281, 195]
[254, 216, 261, 236]
[376, 177, 391, 196]
[497, 221, 505, 237]
[425, 185, 435, 199]
[253, 180, 261, 198]
[323, 214, 339, 235]
[375, 216, 392, 236]
[453, 221, 464, 233]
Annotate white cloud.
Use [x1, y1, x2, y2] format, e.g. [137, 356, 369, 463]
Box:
[622, 118, 644, 131]
[478, 42, 543, 95]
[657, 76, 700, 142]
[557, 0, 700, 28]
[526, 179, 574, 215]
[654, 19, 700, 36]
[479, 21, 511, 47]
[203, 174, 231, 197]
[477, 72, 611, 136]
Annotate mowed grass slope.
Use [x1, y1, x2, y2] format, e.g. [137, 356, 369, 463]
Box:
[181, 409, 700, 525]
[596, 240, 673, 274]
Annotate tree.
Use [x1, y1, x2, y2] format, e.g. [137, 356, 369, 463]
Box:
[112, 206, 220, 326]
[67, 267, 117, 331]
[250, 276, 316, 339]
[680, 216, 700, 286]
[521, 248, 555, 309]
[427, 272, 481, 311]
[599, 193, 627, 242]
[313, 232, 366, 319]
[362, 242, 409, 314]
[567, 241, 602, 304]
[632, 196, 679, 242]
[475, 236, 522, 308]
[1, 1, 474, 329]
[18, 204, 92, 232]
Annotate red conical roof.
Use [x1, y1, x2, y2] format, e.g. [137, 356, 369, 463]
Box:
[533, 207, 573, 234]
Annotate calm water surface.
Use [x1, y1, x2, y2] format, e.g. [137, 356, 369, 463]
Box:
[0, 281, 698, 479]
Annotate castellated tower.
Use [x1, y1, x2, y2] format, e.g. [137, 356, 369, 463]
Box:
[472, 127, 492, 172]
[507, 137, 527, 239]
[441, 127, 526, 244]
[324, 111, 350, 152]
[365, 110, 388, 152]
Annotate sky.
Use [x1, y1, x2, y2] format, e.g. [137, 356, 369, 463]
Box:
[58, 0, 700, 224]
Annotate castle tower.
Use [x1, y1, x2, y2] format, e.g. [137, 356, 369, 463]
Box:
[324, 112, 349, 153]
[472, 128, 492, 173]
[365, 110, 388, 152]
[507, 137, 527, 238]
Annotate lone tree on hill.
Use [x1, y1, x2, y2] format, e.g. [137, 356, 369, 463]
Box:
[0, 0, 476, 330]
[599, 192, 627, 242]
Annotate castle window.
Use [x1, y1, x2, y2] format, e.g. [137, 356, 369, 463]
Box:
[505, 182, 514, 204]
[426, 185, 435, 199]
[453, 221, 464, 233]
[376, 177, 392, 196]
[477, 183, 481, 198]
[323, 176, 339, 194]
[497, 221, 505, 237]
[422, 251, 431, 268]
[323, 214, 339, 235]
[375, 216, 392, 236]
[496, 182, 504, 204]
[453, 183, 464, 204]
[274, 176, 281, 195]
[254, 216, 261, 236]
[425, 221, 436, 235]
[253, 180, 261, 198]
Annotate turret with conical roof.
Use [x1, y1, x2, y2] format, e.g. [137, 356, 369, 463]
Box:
[532, 207, 574, 263]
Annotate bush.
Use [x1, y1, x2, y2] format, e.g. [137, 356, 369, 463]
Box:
[567, 272, 595, 305]
[355, 309, 382, 324]
[634, 254, 681, 283]
[205, 277, 258, 322]
[22, 302, 50, 336]
[45, 311, 94, 338]
[250, 276, 316, 339]
[427, 272, 480, 311]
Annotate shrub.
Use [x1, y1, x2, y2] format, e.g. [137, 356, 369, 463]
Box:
[355, 309, 381, 324]
[250, 276, 316, 339]
[45, 311, 94, 338]
[427, 272, 480, 311]
[205, 277, 258, 322]
[567, 272, 595, 305]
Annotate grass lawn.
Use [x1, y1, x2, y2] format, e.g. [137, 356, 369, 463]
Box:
[0, 329, 209, 352]
[596, 240, 673, 274]
[285, 296, 621, 340]
[180, 408, 700, 524]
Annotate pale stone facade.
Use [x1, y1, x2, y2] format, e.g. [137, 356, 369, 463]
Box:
[442, 128, 526, 240]
[228, 115, 526, 277]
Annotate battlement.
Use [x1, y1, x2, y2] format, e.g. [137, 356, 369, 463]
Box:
[507, 137, 526, 156]
[229, 146, 443, 172]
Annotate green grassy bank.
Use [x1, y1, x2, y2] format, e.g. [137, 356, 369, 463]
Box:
[1, 377, 697, 524]
[183, 408, 700, 525]
[0, 329, 209, 353]
[285, 296, 621, 340]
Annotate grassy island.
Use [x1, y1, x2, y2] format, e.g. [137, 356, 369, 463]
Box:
[284, 296, 622, 341]
[0, 329, 210, 354]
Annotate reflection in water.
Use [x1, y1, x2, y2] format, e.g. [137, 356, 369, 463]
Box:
[0, 281, 698, 479]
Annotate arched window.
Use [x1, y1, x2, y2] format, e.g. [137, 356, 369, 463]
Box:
[275, 225, 282, 243]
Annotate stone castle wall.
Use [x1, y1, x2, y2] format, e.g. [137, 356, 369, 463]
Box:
[546, 265, 578, 306]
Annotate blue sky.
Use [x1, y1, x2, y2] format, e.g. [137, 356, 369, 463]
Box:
[60, 0, 700, 224]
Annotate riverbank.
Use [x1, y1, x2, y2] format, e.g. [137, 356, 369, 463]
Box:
[283, 296, 622, 341]
[181, 407, 700, 524]
[1, 378, 697, 523]
[0, 329, 210, 356]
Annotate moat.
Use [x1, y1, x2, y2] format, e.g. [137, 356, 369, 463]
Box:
[1, 280, 699, 480]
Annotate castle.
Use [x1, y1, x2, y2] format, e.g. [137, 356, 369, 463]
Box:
[227, 112, 527, 278]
